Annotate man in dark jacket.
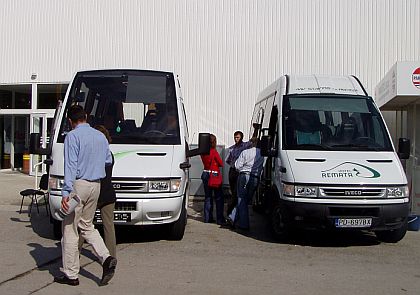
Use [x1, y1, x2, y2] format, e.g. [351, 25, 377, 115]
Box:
[225, 131, 251, 215]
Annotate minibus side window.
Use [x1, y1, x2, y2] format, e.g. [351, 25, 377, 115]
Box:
[250, 103, 262, 138]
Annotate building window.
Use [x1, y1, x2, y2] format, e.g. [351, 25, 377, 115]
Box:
[37, 84, 69, 109]
[0, 85, 31, 109]
[0, 90, 12, 109]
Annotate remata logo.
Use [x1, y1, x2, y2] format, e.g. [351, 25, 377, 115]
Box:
[321, 162, 380, 179]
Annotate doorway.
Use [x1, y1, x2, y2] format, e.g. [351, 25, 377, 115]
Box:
[0, 115, 30, 170]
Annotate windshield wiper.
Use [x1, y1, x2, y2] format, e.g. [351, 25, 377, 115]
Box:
[331, 144, 380, 151]
[295, 144, 330, 150]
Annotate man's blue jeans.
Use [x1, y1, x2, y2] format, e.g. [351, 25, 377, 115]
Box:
[229, 173, 258, 229]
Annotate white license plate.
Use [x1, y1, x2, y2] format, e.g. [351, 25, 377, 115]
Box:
[114, 212, 131, 222]
[335, 218, 372, 228]
[94, 212, 131, 223]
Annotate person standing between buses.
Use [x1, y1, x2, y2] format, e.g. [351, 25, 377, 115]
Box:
[54, 105, 117, 286]
[200, 134, 226, 225]
[227, 137, 263, 230]
[225, 131, 251, 215]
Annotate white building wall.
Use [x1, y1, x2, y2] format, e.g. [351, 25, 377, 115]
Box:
[1, 0, 420, 145]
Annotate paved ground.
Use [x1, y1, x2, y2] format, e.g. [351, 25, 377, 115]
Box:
[1, 170, 420, 295]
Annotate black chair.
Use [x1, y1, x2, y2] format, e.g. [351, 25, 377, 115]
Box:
[19, 174, 50, 217]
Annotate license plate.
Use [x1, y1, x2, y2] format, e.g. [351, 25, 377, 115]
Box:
[114, 212, 131, 222]
[94, 212, 131, 223]
[335, 218, 372, 228]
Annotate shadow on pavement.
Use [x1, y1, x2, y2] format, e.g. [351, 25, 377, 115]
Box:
[188, 195, 382, 247]
[227, 209, 381, 247]
[189, 200, 279, 243]
[10, 216, 31, 223]
[187, 200, 204, 223]
[27, 242, 62, 278]
[27, 242, 101, 285]
[115, 225, 169, 244]
[9, 208, 55, 241]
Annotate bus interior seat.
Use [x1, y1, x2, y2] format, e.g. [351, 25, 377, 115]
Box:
[294, 110, 322, 145]
[320, 124, 333, 142]
[337, 117, 358, 142]
[120, 119, 137, 133]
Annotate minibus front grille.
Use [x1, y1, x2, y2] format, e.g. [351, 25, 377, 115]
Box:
[320, 188, 385, 198]
[115, 201, 137, 211]
[112, 181, 147, 193]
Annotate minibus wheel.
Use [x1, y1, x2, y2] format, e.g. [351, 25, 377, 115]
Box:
[375, 221, 408, 243]
[168, 204, 187, 241]
[270, 202, 290, 241]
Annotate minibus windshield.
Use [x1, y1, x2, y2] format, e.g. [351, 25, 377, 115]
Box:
[58, 70, 180, 145]
[282, 95, 393, 151]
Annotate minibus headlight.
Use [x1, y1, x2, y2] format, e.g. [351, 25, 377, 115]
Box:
[149, 180, 170, 192]
[295, 186, 318, 197]
[148, 179, 182, 192]
[170, 178, 182, 192]
[282, 183, 294, 196]
[386, 186, 409, 198]
[49, 176, 64, 190]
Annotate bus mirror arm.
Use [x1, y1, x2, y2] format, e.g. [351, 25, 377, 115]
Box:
[180, 161, 191, 170]
[29, 133, 51, 156]
[186, 133, 211, 158]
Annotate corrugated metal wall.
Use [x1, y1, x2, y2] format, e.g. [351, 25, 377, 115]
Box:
[1, 0, 420, 145]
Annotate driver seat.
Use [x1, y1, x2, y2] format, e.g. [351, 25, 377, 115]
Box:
[294, 110, 322, 145]
[338, 117, 358, 142]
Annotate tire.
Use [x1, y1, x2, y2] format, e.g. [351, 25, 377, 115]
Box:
[375, 221, 408, 243]
[51, 217, 62, 240]
[168, 205, 187, 241]
[270, 201, 291, 241]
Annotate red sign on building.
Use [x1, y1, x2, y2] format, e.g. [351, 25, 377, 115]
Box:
[413, 67, 420, 89]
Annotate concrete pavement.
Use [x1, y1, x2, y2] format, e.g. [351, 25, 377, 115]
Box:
[1, 170, 420, 295]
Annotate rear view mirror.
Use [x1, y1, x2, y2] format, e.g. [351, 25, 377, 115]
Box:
[398, 138, 410, 160]
[29, 133, 50, 155]
[187, 133, 211, 157]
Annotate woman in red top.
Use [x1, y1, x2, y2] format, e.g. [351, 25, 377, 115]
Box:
[200, 134, 225, 224]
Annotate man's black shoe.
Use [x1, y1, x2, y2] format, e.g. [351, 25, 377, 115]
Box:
[217, 219, 227, 226]
[100, 256, 117, 286]
[225, 217, 235, 229]
[53, 275, 79, 286]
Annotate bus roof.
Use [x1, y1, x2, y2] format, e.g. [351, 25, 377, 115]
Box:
[287, 75, 368, 96]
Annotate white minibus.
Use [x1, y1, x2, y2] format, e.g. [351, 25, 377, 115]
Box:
[30, 69, 210, 240]
[252, 75, 410, 242]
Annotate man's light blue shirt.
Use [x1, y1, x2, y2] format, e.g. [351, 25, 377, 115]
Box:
[62, 123, 112, 197]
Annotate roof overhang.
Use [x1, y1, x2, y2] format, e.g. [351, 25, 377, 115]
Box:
[375, 61, 420, 111]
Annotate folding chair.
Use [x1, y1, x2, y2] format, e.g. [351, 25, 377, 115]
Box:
[19, 172, 50, 217]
